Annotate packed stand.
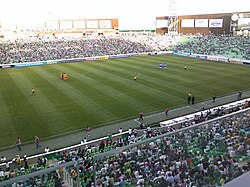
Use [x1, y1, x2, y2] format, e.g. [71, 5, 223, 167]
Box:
[168, 34, 250, 60]
[0, 34, 177, 64]
[94, 110, 250, 187]
[0, 102, 249, 186]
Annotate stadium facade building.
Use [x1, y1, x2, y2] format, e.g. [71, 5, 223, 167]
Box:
[44, 18, 119, 34]
[0, 18, 119, 39]
[156, 11, 250, 36]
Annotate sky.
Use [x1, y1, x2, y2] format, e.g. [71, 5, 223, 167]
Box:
[0, 0, 249, 29]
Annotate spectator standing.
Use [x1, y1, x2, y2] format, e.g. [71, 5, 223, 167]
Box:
[0, 168, 4, 178]
[128, 127, 132, 136]
[118, 128, 123, 134]
[212, 95, 216, 103]
[5, 162, 10, 171]
[44, 147, 50, 153]
[108, 132, 113, 144]
[15, 137, 22, 151]
[0, 156, 6, 163]
[140, 123, 145, 129]
[85, 127, 91, 137]
[191, 95, 195, 104]
[35, 136, 41, 148]
[81, 137, 87, 144]
[238, 91, 242, 99]
[165, 108, 169, 116]
[133, 128, 137, 137]
[15, 155, 21, 165]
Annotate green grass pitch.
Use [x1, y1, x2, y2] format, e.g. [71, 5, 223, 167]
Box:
[0, 54, 250, 148]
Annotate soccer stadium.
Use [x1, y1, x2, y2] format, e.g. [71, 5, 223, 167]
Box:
[0, 0, 250, 186]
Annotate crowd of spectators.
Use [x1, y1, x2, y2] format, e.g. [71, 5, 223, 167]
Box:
[168, 34, 250, 60]
[1, 33, 249, 65]
[0, 100, 249, 187]
[0, 33, 177, 64]
[93, 110, 250, 187]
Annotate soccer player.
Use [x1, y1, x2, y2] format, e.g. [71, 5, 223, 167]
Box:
[138, 111, 144, 122]
[187, 92, 192, 104]
[34, 136, 41, 149]
[31, 88, 35, 95]
[15, 137, 22, 151]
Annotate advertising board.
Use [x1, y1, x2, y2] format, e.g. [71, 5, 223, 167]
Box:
[156, 20, 169, 28]
[195, 19, 208, 28]
[209, 19, 223, 28]
[181, 19, 194, 28]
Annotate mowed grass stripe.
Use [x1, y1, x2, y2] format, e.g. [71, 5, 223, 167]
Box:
[135, 56, 250, 98]
[32, 66, 115, 124]
[10, 67, 76, 136]
[0, 70, 18, 147]
[170, 58, 250, 95]
[66, 63, 152, 113]
[47, 64, 121, 120]
[54, 63, 154, 114]
[118, 56, 211, 85]
[81, 60, 186, 106]
[138, 55, 250, 89]
[30, 66, 107, 129]
[96, 58, 189, 101]
[104, 57, 198, 87]
[86, 57, 214, 102]
[86, 56, 250, 102]
[74, 62, 182, 108]
[5, 70, 41, 125]
[5, 69, 48, 143]
[80, 60, 184, 108]
[154, 55, 250, 96]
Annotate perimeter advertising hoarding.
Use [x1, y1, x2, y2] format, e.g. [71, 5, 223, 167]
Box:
[13, 62, 46, 68]
[181, 19, 194, 28]
[60, 58, 84, 63]
[0, 64, 12, 68]
[195, 19, 208, 28]
[96, 55, 109, 60]
[109, 54, 132, 59]
[243, 61, 250, 65]
[46, 61, 59, 65]
[85, 57, 97, 61]
[209, 19, 223, 28]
